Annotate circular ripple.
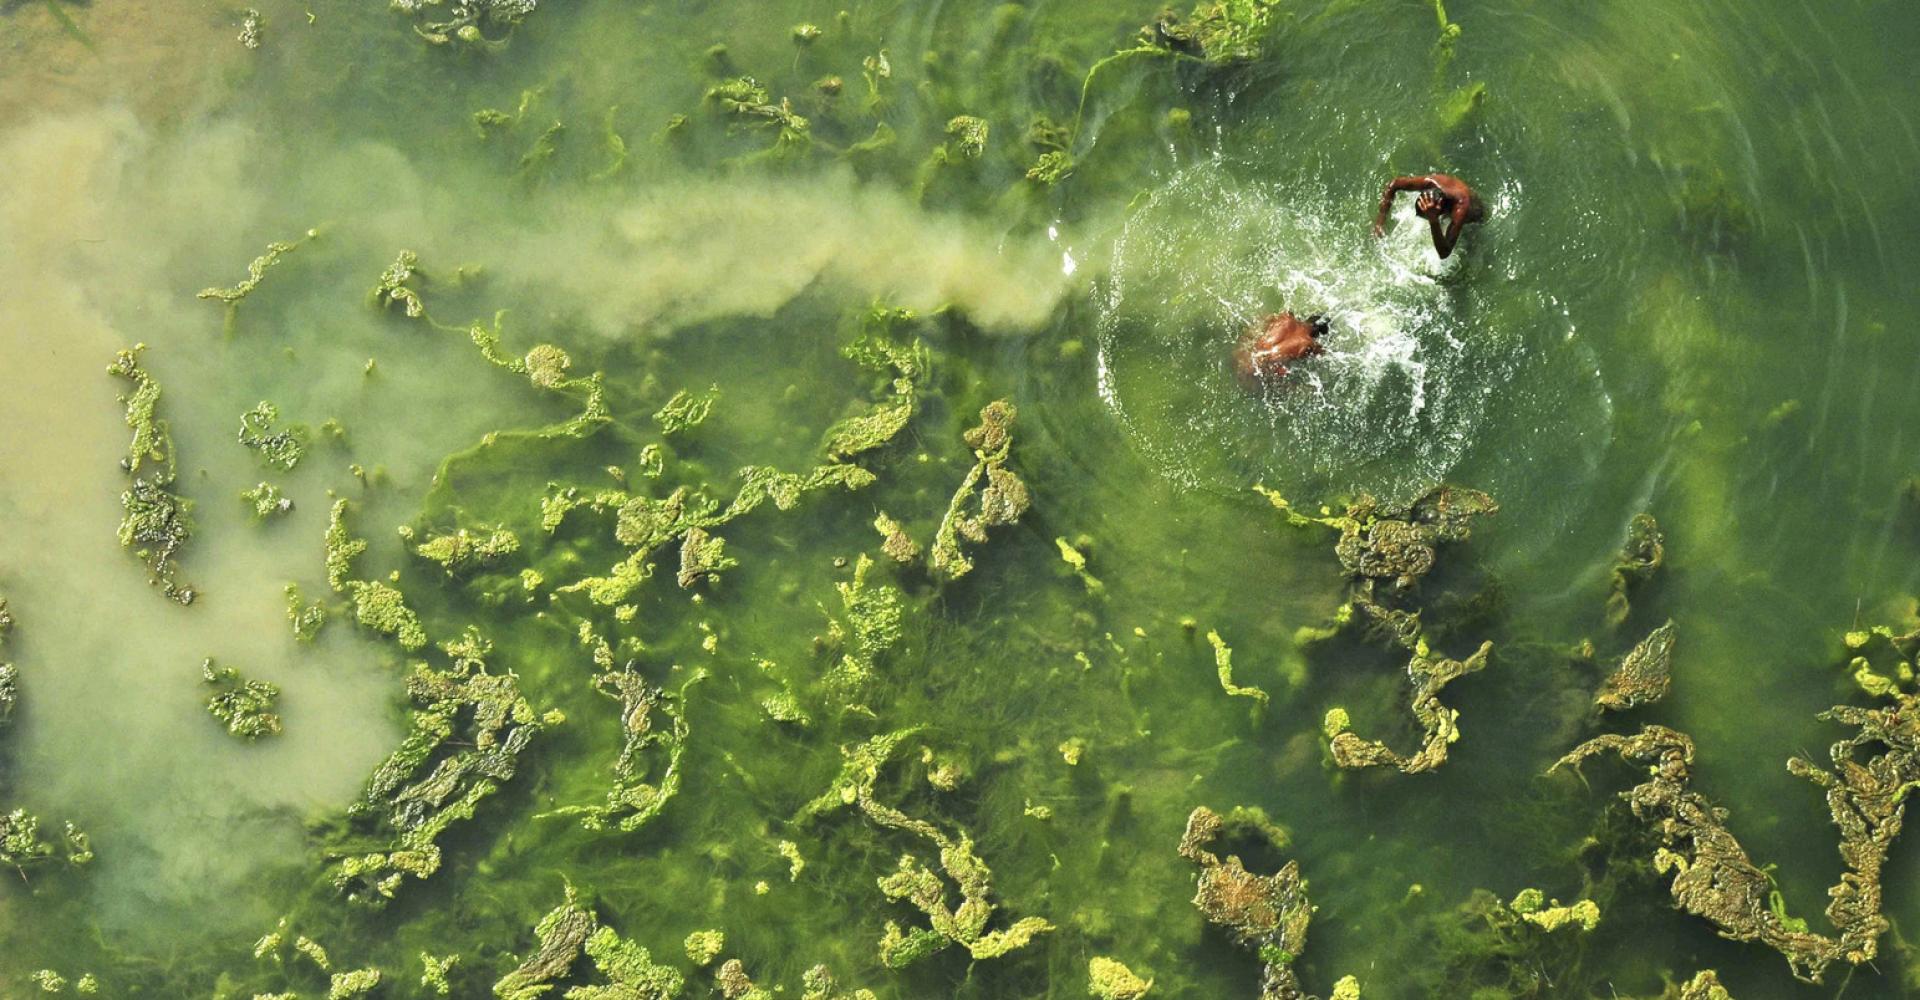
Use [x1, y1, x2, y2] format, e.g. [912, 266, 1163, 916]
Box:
[1096, 159, 1610, 512]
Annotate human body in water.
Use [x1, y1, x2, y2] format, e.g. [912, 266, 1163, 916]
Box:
[1373, 173, 1485, 259]
[1235, 312, 1328, 385]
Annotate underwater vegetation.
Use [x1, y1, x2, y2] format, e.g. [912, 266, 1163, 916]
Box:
[1, 0, 1916, 997]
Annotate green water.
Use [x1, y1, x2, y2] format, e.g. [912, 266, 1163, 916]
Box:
[0, 0, 1917, 996]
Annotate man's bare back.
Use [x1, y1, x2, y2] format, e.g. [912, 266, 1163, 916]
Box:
[1373, 173, 1486, 259]
[1235, 312, 1327, 385]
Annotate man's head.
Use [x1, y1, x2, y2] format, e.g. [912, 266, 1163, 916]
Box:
[1307, 314, 1330, 340]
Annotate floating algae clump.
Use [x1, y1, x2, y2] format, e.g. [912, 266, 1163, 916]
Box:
[1088, 956, 1153, 999]
[237, 400, 310, 471]
[1605, 514, 1666, 627]
[419, 953, 458, 994]
[325, 499, 428, 649]
[1326, 639, 1491, 774]
[1595, 620, 1677, 712]
[327, 968, 382, 998]
[2, 813, 90, 880]
[286, 584, 327, 641]
[371, 250, 427, 318]
[822, 554, 903, 692]
[823, 310, 928, 461]
[493, 885, 596, 998]
[1506, 887, 1602, 933]
[1178, 806, 1314, 1000]
[799, 730, 1053, 968]
[348, 581, 429, 651]
[107, 346, 196, 605]
[1207, 629, 1269, 706]
[653, 385, 719, 435]
[242, 481, 294, 519]
[396, 0, 537, 47]
[1839, 620, 1919, 698]
[1554, 721, 1901, 983]
[196, 229, 316, 309]
[873, 513, 918, 563]
[334, 658, 554, 903]
[553, 463, 873, 606]
[930, 400, 1031, 581]
[1675, 970, 1733, 999]
[1261, 486, 1498, 590]
[412, 526, 521, 576]
[0, 599, 15, 726]
[1269, 485, 1498, 773]
[493, 885, 684, 999]
[683, 930, 725, 966]
[676, 527, 735, 589]
[0, 605, 93, 875]
[1138, 0, 1284, 64]
[545, 669, 700, 833]
[799, 965, 876, 1000]
[202, 659, 283, 740]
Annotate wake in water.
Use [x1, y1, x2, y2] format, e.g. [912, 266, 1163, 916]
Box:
[1096, 160, 1605, 511]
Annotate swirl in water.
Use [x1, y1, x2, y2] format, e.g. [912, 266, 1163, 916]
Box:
[1097, 160, 1605, 512]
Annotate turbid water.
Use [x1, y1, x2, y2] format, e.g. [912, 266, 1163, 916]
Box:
[0, 0, 1916, 997]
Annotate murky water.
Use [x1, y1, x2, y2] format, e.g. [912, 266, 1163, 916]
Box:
[1, 0, 1917, 996]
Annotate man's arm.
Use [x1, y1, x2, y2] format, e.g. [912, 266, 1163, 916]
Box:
[1373, 176, 1432, 236]
[1431, 199, 1471, 258]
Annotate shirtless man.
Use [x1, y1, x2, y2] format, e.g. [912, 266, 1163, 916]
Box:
[1234, 311, 1328, 385]
[1372, 173, 1485, 259]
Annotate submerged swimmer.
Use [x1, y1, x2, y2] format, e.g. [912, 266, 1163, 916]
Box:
[1372, 173, 1485, 259]
[1234, 311, 1328, 385]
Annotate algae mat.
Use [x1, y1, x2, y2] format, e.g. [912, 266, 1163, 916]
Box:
[1, 0, 1918, 997]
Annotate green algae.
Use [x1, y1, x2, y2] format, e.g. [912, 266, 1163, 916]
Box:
[545, 669, 701, 834]
[823, 309, 928, 461]
[1506, 887, 1602, 933]
[493, 885, 683, 999]
[1139, 0, 1284, 65]
[1088, 956, 1152, 1000]
[3, 2, 1915, 997]
[237, 400, 311, 471]
[0, 603, 91, 879]
[107, 345, 196, 604]
[1605, 514, 1666, 628]
[683, 929, 724, 966]
[347, 580, 429, 651]
[196, 229, 317, 314]
[1206, 629, 1268, 706]
[930, 400, 1030, 581]
[1177, 805, 1315, 1000]
[821, 554, 903, 695]
[1553, 720, 1900, 983]
[333, 658, 556, 904]
[653, 385, 718, 436]
[396, 0, 536, 47]
[285, 583, 327, 641]
[241, 481, 293, 519]
[370, 250, 427, 318]
[1595, 620, 1676, 712]
[796, 727, 1052, 967]
[203, 658, 283, 740]
[411, 525, 521, 576]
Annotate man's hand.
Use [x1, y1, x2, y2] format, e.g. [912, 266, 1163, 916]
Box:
[1371, 221, 1385, 238]
[1415, 190, 1444, 219]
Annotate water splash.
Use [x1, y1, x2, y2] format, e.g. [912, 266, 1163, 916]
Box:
[1096, 161, 1513, 503]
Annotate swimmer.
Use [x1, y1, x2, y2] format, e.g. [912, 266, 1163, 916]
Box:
[1234, 311, 1328, 385]
[1372, 173, 1485, 259]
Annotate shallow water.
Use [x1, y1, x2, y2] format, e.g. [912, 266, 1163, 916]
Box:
[0, 0, 1917, 996]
